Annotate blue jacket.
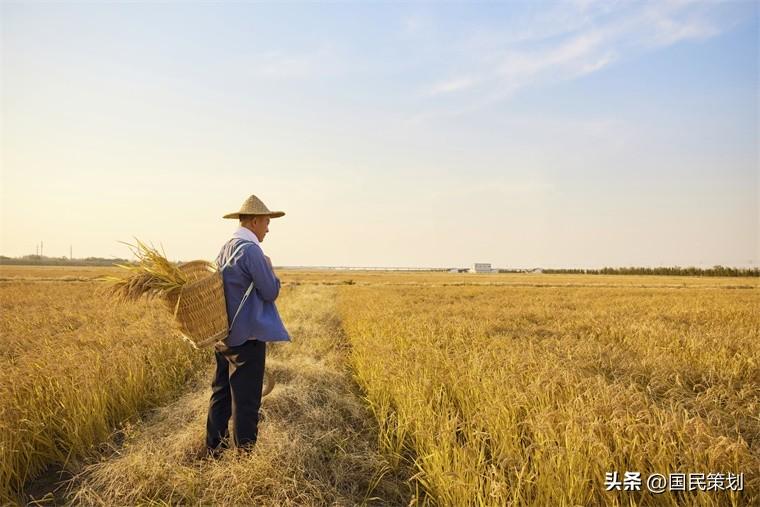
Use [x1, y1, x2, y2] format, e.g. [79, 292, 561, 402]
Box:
[216, 238, 290, 346]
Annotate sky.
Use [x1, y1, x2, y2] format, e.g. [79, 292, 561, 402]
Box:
[1, 0, 758, 269]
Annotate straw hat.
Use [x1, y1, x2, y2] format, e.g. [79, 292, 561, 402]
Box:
[223, 194, 285, 219]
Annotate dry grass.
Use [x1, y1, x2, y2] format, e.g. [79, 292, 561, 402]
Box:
[277, 270, 759, 289]
[339, 283, 759, 506]
[3, 264, 757, 288]
[0, 265, 121, 281]
[67, 285, 410, 506]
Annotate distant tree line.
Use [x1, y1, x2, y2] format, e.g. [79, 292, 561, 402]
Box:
[541, 266, 759, 277]
[0, 255, 131, 267]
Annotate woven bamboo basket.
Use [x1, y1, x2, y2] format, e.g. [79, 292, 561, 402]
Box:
[165, 260, 274, 396]
[165, 261, 228, 348]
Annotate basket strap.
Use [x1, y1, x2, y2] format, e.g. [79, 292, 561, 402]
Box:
[229, 282, 254, 331]
[221, 241, 254, 271]
[222, 240, 256, 333]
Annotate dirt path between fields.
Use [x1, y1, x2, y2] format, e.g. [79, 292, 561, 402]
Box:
[23, 285, 410, 506]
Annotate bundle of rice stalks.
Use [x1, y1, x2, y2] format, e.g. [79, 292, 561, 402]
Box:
[100, 239, 277, 394]
[100, 239, 228, 348]
[100, 239, 188, 304]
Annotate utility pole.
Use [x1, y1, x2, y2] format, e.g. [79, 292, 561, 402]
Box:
[41, 241, 43, 258]
[70, 245, 73, 260]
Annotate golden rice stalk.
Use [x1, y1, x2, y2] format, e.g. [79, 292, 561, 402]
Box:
[99, 239, 188, 303]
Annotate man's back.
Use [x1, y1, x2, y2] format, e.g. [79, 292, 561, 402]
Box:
[217, 236, 289, 347]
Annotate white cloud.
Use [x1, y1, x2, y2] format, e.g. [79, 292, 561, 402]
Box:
[249, 46, 341, 80]
[427, 76, 478, 96]
[643, 4, 721, 47]
[401, 13, 432, 37]
[577, 50, 618, 76]
[416, 1, 739, 116]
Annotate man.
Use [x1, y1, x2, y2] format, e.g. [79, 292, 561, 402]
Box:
[205, 194, 290, 456]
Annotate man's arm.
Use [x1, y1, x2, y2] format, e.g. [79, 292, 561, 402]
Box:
[242, 244, 280, 302]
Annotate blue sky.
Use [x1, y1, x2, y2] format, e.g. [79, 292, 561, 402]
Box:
[1, 1, 757, 268]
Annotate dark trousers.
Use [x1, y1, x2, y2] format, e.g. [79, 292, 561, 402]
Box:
[205, 339, 267, 450]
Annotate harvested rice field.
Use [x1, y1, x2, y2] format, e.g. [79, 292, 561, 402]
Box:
[0, 265, 757, 505]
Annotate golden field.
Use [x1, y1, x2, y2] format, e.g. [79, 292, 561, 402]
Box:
[0, 267, 407, 505]
[340, 283, 759, 506]
[0, 279, 208, 503]
[0, 265, 757, 505]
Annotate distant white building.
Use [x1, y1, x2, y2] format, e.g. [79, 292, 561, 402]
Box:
[472, 263, 492, 273]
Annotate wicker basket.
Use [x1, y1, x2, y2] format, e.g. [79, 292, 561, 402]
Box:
[165, 260, 274, 396]
[165, 261, 228, 348]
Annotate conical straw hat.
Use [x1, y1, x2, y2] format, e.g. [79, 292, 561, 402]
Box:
[223, 194, 285, 219]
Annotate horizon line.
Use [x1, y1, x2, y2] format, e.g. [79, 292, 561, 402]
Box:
[0, 255, 757, 272]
